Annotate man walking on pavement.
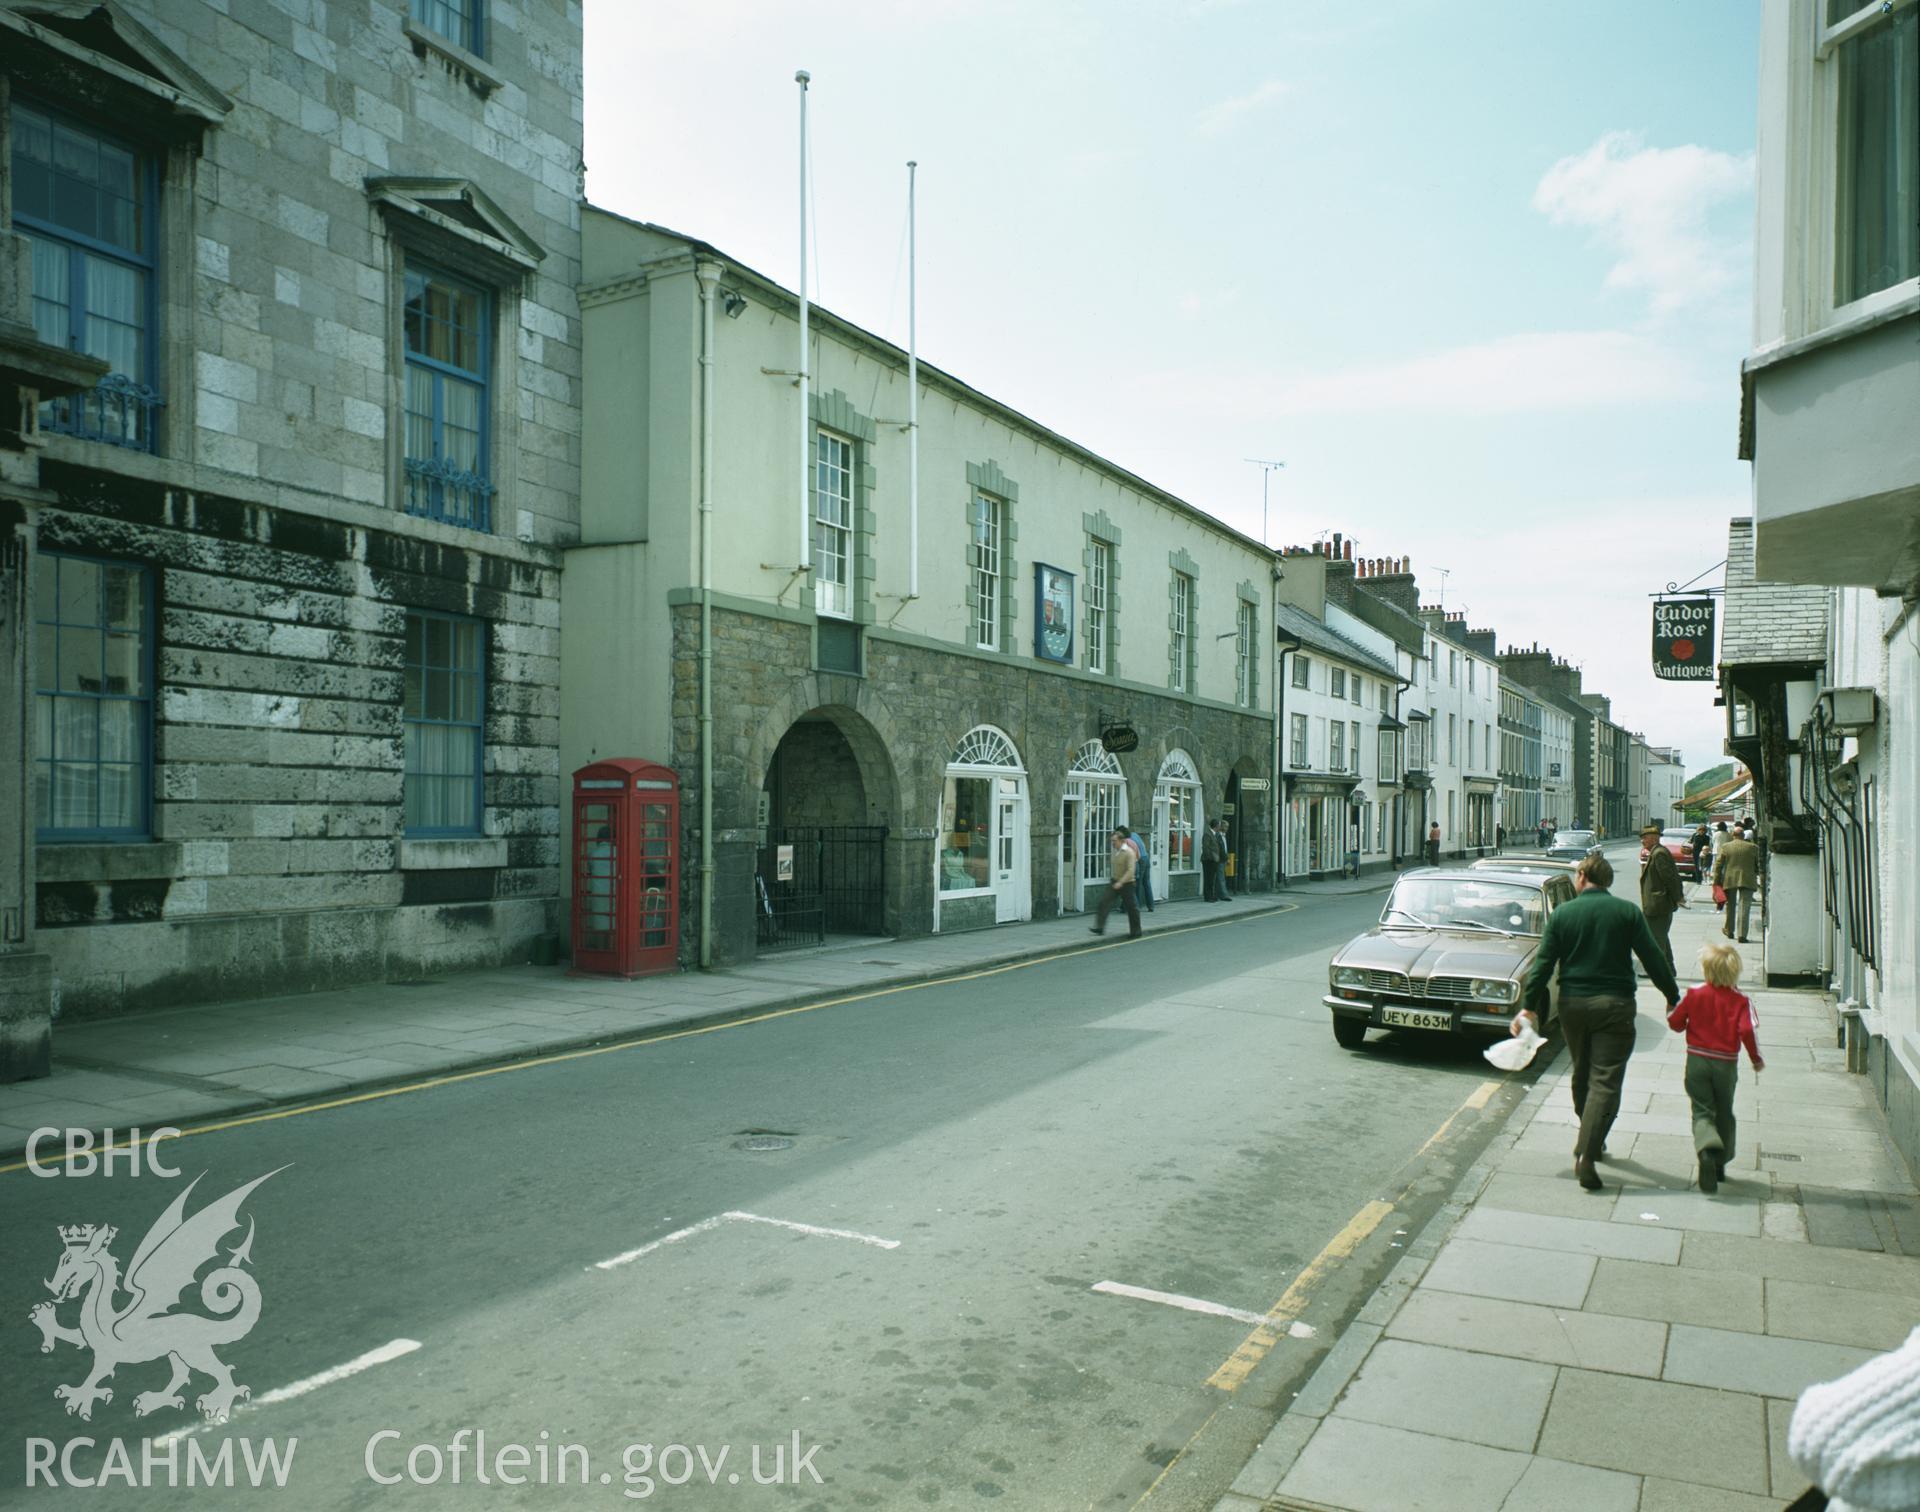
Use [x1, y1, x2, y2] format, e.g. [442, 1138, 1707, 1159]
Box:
[1512, 853, 1680, 1191]
[1714, 822, 1761, 943]
[1090, 826, 1143, 939]
[1639, 821, 1684, 974]
[1201, 819, 1227, 902]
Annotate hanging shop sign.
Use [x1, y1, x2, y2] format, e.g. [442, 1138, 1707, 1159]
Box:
[1034, 564, 1075, 664]
[1652, 597, 1716, 681]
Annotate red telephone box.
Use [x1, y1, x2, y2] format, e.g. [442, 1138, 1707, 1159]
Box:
[571, 759, 680, 978]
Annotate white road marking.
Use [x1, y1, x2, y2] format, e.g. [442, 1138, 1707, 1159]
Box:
[722, 1210, 901, 1249]
[150, 1337, 422, 1447]
[593, 1216, 728, 1271]
[1092, 1282, 1270, 1327]
[593, 1211, 900, 1272]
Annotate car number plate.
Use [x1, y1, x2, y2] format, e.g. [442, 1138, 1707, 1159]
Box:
[1381, 1007, 1451, 1031]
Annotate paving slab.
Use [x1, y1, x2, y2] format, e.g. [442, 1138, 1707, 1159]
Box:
[1276, 1416, 1530, 1512]
[1458, 1206, 1683, 1263]
[1330, 1339, 1556, 1451]
[1584, 1257, 1765, 1333]
[1476, 1171, 1622, 1220]
[1287, 1322, 1383, 1419]
[1663, 1323, 1876, 1400]
[1385, 1287, 1666, 1377]
[1639, 1476, 1789, 1511]
[1420, 1237, 1595, 1309]
[1680, 1231, 1920, 1296]
[1610, 1188, 1765, 1237]
[1764, 1276, 1920, 1351]
[1766, 1397, 1812, 1503]
[1535, 1369, 1770, 1494]
[1499, 1454, 1640, 1512]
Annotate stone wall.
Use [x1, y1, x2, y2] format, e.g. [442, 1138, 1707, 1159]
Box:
[669, 603, 1274, 963]
[34, 463, 561, 1018]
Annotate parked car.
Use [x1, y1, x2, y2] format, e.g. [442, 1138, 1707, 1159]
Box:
[1325, 867, 1576, 1049]
[1470, 855, 1579, 880]
[1545, 829, 1602, 861]
[1658, 828, 1703, 880]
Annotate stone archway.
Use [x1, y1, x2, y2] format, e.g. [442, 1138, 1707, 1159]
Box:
[752, 697, 901, 949]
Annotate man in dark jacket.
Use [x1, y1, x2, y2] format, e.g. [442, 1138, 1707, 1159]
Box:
[1201, 820, 1227, 902]
[1639, 822, 1685, 973]
[1513, 853, 1680, 1190]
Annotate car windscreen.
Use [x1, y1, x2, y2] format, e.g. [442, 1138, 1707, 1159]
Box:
[1661, 832, 1694, 844]
[1383, 877, 1546, 935]
[1553, 831, 1594, 846]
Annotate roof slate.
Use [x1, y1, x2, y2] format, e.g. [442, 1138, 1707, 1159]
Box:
[1720, 518, 1828, 666]
[1274, 604, 1398, 679]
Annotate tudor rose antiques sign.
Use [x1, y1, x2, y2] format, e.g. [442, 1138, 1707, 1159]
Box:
[1652, 597, 1715, 681]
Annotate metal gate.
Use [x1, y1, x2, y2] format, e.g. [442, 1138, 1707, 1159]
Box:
[755, 825, 888, 949]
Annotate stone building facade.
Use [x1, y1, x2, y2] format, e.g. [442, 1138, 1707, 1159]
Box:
[567, 211, 1278, 967]
[0, 0, 583, 1053]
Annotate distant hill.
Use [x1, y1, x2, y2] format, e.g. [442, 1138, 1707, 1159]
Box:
[1685, 763, 1735, 796]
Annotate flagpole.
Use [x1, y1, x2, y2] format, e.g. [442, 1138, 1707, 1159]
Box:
[796, 70, 812, 576]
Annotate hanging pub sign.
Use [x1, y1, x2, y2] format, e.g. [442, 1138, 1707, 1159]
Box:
[1035, 563, 1074, 664]
[1652, 597, 1716, 681]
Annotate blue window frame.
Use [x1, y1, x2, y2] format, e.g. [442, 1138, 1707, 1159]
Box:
[403, 609, 485, 835]
[403, 263, 492, 530]
[34, 553, 153, 840]
[9, 101, 162, 451]
[410, 0, 483, 55]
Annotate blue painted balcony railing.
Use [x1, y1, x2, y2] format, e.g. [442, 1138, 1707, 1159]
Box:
[403, 456, 494, 532]
[42, 374, 163, 452]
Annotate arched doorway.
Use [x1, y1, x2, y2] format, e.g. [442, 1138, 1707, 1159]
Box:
[758, 706, 894, 948]
[1062, 740, 1128, 913]
[936, 725, 1030, 928]
[1153, 749, 1203, 899]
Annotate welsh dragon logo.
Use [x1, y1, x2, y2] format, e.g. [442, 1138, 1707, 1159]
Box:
[29, 1168, 284, 1424]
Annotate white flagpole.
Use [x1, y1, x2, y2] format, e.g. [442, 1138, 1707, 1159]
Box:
[797, 70, 812, 575]
[907, 159, 919, 600]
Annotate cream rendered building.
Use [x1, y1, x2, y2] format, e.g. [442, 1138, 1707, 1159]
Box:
[565, 212, 1282, 964]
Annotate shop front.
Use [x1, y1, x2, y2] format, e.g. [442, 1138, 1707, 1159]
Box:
[1061, 740, 1128, 913]
[1283, 775, 1360, 880]
[935, 725, 1031, 931]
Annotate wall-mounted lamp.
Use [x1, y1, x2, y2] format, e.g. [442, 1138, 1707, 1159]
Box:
[720, 289, 748, 318]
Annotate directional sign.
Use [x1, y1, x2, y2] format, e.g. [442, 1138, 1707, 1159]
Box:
[1652, 597, 1715, 681]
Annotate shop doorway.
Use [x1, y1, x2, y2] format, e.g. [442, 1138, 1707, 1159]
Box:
[1064, 740, 1127, 913]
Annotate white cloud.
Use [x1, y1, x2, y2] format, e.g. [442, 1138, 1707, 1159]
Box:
[1195, 80, 1290, 137]
[1147, 329, 1711, 418]
[1532, 131, 1753, 314]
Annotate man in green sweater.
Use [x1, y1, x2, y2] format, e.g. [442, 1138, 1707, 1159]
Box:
[1513, 853, 1681, 1190]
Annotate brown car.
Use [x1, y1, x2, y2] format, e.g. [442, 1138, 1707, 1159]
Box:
[1325, 867, 1575, 1048]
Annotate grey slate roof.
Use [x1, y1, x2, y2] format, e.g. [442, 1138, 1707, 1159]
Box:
[1274, 604, 1398, 679]
[1720, 518, 1827, 666]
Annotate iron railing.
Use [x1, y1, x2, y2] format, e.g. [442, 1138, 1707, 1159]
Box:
[755, 824, 887, 950]
[404, 456, 494, 531]
[42, 374, 162, 451]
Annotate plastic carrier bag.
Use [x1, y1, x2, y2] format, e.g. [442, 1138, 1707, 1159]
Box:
[1484, 1019, 1545, 1072]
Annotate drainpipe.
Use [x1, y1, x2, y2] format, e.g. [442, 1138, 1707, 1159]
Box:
[906, 160, 919, 601]
[1275, 623, 1303, 889]
[695, 260, 720, 969]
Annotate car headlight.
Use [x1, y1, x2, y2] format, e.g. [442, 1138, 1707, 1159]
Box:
[1331, 966, 1369, 989]
[1470, 978, 1519, 1003]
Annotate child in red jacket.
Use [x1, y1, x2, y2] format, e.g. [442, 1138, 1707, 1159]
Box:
[1668, 941, 1764, 1194]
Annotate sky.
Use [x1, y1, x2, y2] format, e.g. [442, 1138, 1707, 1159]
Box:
[582, 0, 1759, 777]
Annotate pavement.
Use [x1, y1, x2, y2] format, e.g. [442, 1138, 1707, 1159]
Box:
[1218, 884, 1920, 1512]
[0, 877, 1395, 1163]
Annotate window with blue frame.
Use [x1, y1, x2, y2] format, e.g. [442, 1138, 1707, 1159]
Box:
[403, 264, 492, 530]
[410, 0, 483, 54]
[9, 102, 160, 450]
[402, 610, 485, 835]
[35, 554, 153, 839]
